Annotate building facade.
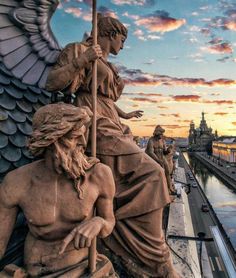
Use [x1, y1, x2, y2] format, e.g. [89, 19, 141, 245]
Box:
[188, 112, 216, 152]
[213, 137, 236, 164]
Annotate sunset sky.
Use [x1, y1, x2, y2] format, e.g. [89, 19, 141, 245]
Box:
[52, 0, 236, 137]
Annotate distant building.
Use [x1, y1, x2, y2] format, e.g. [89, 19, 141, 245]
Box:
[213, 137, 236, 164]
[174, 137, 188, 148]
[188, 112, 216, 152]
[135, 136, 149, 149]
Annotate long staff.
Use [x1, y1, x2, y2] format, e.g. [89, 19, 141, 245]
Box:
[89, 0, 97, 273]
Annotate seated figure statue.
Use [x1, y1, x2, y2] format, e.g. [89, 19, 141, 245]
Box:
[165, 144, 176, 179]
[46, 14, 180, 278]
[0, 103, 116, 277]
[146, 125, 176, 195]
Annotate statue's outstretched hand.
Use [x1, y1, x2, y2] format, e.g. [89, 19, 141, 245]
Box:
[126, 110, 144, 119]
[59, 217, 104, 254]
[82, 44, 103, 63]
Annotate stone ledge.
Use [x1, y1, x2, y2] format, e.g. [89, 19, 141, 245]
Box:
[167, 188, 201, 278]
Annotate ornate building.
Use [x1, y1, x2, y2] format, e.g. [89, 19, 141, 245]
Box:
[188, 112, 216, 152]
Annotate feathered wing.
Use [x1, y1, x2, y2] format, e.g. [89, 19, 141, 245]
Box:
[0, 0, 61, 180]
[0, 0, 61, 88]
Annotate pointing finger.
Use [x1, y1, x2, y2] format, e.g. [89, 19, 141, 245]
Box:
[59, 228, 77, 254]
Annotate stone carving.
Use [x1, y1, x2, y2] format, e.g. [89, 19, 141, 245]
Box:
[0, 103, 116, 277]
[146, 125, 176, 195]
[165, 144, 176, 179]
[46, 15, 180, 278]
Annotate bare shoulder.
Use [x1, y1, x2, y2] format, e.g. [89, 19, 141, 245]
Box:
[0, 160, 43, 204]
[91, 162, 113, 180]
[2, 160, 42, 184]
[90, 163, 115, 196]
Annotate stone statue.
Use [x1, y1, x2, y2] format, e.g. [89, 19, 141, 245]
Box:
[0, 103, 116, 277]
[146, 125, 176, 195]
[165, 144, 176, 178]
[46, 15, 180, 278]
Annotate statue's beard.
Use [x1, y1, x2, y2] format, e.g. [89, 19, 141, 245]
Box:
[53, 138, 91, 181]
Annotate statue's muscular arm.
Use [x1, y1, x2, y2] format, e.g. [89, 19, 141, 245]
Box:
[94, 163, 116, 237]
[0, 169, 27, 259]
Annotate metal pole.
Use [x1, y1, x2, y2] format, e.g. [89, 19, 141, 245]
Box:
[89, 0, 97, 274]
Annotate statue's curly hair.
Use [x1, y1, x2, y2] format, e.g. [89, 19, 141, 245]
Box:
[97, 13, 128, 38]
[28, 103, 92, 156]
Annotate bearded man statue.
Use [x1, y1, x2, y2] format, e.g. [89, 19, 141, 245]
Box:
[0, 103, 116, 277]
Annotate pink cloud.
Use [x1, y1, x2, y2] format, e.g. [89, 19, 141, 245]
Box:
[135, 10, 186, 33]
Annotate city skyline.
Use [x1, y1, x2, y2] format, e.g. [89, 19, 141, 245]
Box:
[52, 0, 236, 137]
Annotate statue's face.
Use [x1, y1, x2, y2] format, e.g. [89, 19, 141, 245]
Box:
[67, 124, 88, 152]
[110, 34, 126, 55]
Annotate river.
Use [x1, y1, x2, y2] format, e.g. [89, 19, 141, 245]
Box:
[183, 152, 236, 250]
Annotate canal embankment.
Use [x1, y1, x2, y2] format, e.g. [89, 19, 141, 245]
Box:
[182, 151, 236, 264]
[193, 152, 236, 190]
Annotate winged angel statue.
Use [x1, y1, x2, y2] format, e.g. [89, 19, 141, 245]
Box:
[0, 0, 61, 181]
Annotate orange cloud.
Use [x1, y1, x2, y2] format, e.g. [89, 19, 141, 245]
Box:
[178, 120, 191, 123]
[130, 97, 158, 103]
[160, 113, 180, 118]
[214, 112, 228, 116]
[120, 66, 236, 87]
[124, 92, 162, 97]
[206, 42, 233, 54]
[204, 100, 234, 105]
[225, 21, 236, 31]
[172, 95, 201, 102]
[232, 122, 236, 126]
[135, 10, 186, 33]
[157, 105, 168, 109]
[162, 125, 188, 129]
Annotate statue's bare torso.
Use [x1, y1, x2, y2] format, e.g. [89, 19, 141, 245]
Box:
[0, 159, 114, 275]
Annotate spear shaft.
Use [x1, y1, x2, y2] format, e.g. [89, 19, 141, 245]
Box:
[89, 0, 97, 273]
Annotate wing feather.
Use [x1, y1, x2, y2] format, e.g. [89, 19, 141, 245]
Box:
[3, 44, 32, 69]
[12, 54, 38, 78]
[0, 0, 61, 88]
[0, 15, 14, 27]
[0, 36, 28, 56]
[0, 26, 24, 41]
[22, 60, 46, 85]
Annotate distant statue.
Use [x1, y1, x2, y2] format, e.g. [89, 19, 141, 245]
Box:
[165, 144, 176, 178]
[146, 125, 176, 195]
[46, 14, 179, 278]
[0, 103, 116, 277]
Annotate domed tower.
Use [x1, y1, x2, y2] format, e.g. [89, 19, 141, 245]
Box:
[188, 120, 195, 145]
[200, 112, 208, 133]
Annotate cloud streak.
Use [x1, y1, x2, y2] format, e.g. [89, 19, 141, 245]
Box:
[160, 113, 180, 118]
[214, 112, 228, 116]
[135, 10, 186, 33]
[172, 95, 201, 102]
[112, 0, 155, 6]
[119, 66, 236, 87]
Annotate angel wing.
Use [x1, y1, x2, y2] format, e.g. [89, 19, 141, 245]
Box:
[0, 0, 61, 180]
[0, 0, 61, 88]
